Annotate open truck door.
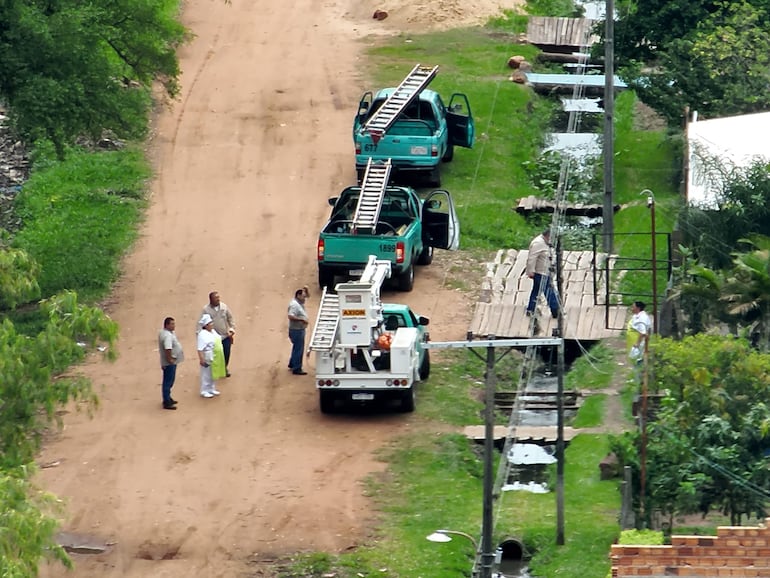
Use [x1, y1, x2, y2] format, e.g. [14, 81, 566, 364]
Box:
[446, 93, 474, 149]
[354, 91, 374, 133]
[422, 190, 460, 250]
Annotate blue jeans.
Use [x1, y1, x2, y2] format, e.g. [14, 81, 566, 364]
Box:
[288, 328, 306, 371]
[222, 336, 232, 368]
[527, 273, 560, 315]
[162, 364, 177, 404]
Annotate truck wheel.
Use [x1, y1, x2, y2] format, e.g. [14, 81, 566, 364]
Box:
[397, 264, 414, 292]
[427, 168, 441, 188]
[419, 350, 430, 380]
[320, 390, 337, 414]
[442, 142, 454, 162]
[417, 245, 433, 266]
[318, 266, 335, 291]
[356, 167, 365, 184]
[399, 387, 415, 413]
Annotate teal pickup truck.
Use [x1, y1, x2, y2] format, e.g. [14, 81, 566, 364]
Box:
[353, 65, 474, 186]
[317, 185, 460, 291]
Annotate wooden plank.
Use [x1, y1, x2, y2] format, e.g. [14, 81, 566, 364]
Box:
[471, 250, 631, 341]
[492, 304, 515, 337]
[470, 302, 486, 335]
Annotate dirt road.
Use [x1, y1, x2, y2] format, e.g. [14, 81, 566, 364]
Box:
[36, 0, 512, 576]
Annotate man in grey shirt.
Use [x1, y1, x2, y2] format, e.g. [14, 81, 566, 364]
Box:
[159, 317, 184, 410]
[201, 291, 236, 377]
[287, 286, 310, 375]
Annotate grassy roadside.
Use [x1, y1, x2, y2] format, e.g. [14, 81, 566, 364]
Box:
[12, 146, 150, 303]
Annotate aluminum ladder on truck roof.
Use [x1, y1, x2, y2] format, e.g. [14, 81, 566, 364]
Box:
[308, 288, 340, 352]
[362, 64, 439, 143]
[352, 158, 392, 232]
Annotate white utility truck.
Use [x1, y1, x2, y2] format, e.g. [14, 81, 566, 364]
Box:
[308, 255, 431, 413]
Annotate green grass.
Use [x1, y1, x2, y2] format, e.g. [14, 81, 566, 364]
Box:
[572, 394, 605, 428]
[566, 343, 616, 391]
[523, 435, 619, 577]
[12, 147, 150, 301]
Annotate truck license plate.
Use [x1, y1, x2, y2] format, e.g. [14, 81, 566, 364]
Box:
[352, 393, 375, 401]
[349, 269, 364, 276]
[411, 145, 428, 155]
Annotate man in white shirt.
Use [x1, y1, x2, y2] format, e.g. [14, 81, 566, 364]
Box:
[629, 301, 652, 361]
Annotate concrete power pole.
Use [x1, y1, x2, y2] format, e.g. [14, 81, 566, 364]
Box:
[603, 0, 615, 253]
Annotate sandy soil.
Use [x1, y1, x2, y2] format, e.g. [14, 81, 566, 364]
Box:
[35, 0, 520, 576]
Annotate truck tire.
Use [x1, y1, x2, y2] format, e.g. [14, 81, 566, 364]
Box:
[320, 390, 337, 414]
[356, 167, 365, 184]
[442, 142, 454, 162]
[417, 245, 433, 265]
[318, 266, 335, 291]
[427, 167, 441, 188]
[399, 387, 416, 413]
[419, 350, 430, 380]
[397, 264, 414, 292]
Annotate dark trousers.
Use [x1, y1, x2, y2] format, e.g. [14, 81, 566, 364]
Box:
[289, 328, 305, 371]
[527, 273, 560, 315]
[222, 336, 232, 368]
[161, 364, 177, 404]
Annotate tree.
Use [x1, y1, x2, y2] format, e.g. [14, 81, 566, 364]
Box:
[611, 335, 770, 525]
[0, 290, 117, 573]
[612, 0, 720, 62]
[670, 253, 733, 336]
[721, 236, 770, 350]
[609, 0, 770, 126]
[632, 1, 770, 126]
[0, 247, 40, 309]
[0, 469, 72, 577]
[0, 0, 188, 157]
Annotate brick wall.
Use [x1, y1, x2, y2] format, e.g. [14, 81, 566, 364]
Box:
[611, 518, 770, 577]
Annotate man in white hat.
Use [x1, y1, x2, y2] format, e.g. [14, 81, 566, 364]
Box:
[197, 313, 221, 398]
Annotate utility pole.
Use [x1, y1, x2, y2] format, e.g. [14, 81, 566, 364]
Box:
[555, 239, 565, 545]
[602, 0, 615, 253]
[480, 339, 496, 578]
[424, 336, 564, 578]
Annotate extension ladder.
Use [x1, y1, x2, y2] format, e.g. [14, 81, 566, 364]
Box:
[308, 288, 340, 352]
[362, 64, 439, 142]
[352, 159, 392, 232]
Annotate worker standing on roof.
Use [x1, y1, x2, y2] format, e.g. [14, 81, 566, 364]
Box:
[525, 229, 560, 319]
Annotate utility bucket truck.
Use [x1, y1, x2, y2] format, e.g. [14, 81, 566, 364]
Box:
[308, 255, 431, 414]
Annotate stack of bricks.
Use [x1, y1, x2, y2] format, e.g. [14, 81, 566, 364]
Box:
[611, 518, 770, 577]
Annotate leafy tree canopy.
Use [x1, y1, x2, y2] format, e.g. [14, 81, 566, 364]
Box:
[0, 290, 117, 573]
[611, 334, 770, 525]
[0, 0, 188, 157]
[611, 0, 770, 125]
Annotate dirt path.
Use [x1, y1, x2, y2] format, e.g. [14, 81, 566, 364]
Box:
[35, 0, 519, 576]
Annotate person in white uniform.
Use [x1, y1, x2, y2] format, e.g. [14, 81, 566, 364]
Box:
[197, 313, 221, 398]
